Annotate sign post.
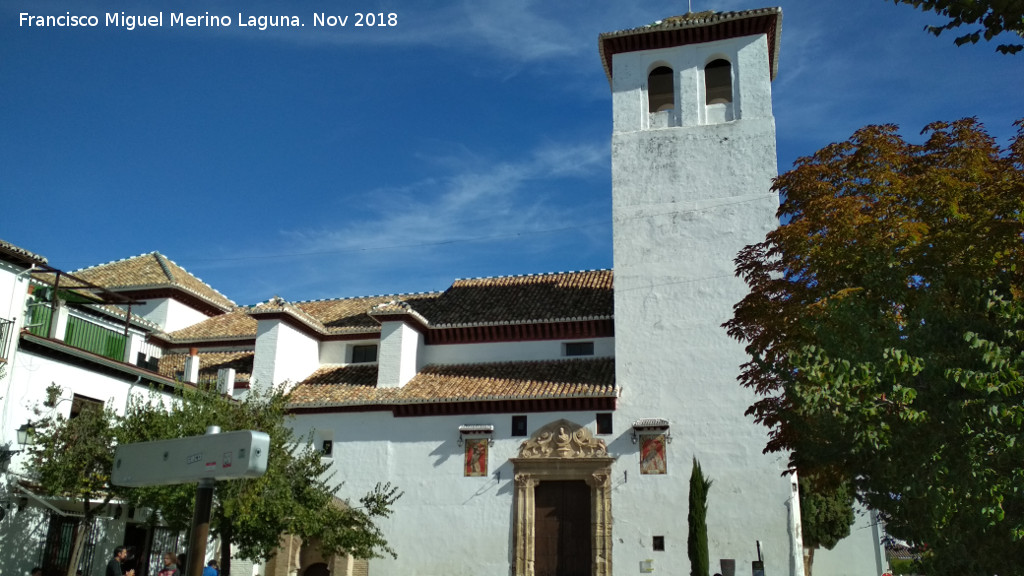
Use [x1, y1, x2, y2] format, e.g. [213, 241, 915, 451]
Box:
[185, 426, 220, 576]
[112, 428, 270, 576]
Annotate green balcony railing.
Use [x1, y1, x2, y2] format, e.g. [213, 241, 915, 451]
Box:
[26, 304, 127, 362]
[65, 316, 126, 361]
[26, 303, 52, 337]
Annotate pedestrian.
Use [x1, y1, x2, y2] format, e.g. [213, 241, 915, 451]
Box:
[157, 552, 180, 576]
[106, 547, 135, 576]
[202, 560, 219, 576]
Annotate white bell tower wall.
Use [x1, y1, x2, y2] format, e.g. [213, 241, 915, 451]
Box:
[607, 11, 800, 576]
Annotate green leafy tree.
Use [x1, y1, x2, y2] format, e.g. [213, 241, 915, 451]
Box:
[687, 458, 712, 576]
[725, 118, 1024, 575]
[119, 384, 401, 575]
[799, 473, 855, 576]
[28, 384, 123, 576]
[891, 0, 1024, 53]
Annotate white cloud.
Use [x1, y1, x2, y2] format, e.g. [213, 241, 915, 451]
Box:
[179, 138, 611, 301]
[280, 139, 608, 256]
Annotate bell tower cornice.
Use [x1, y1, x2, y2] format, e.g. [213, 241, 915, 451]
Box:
[598, 7, 782, 85]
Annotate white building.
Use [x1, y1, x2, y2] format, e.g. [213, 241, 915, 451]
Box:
[0, 246, 222, 576]
[0, 7, 888, 576]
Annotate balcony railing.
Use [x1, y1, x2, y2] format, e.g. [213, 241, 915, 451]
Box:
[65, 316, 127, 361]
[26, 303, 127, 362]
[26, 303, 51, 338]
[0, 317, 13, 362]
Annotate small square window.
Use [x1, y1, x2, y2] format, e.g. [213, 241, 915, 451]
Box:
[321, 440, 333, 457]
[351, 344, 378, 363]
[564, 342, 594, 357]
[596, 413, 613, 435]
[512, 415, 528, 437]
[653, 536, 665, 551]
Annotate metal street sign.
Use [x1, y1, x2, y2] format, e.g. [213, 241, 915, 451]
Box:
[111, 430, 270, 487]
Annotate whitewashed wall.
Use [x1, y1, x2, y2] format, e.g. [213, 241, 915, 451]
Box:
[0, 261, 33, 336]
[128, 297, 211, 333]
[252, 319, 319, 391]
[4, 348, 180, 477]
[376, 321, 424, 388]
[423, 337, 614, 365]
[811, 506, 888, 576]
[610, 32, 797, 576]
[0, 505, 50, 576]
[319, 336, 614, 369]
[291, 409, 624, 576]
[290, 403, 791, 576]
[319, 339, 372, 364]
[0, 261, 34, 455]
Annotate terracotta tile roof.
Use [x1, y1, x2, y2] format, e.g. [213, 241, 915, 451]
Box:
[72, 252, 235, 311]
[0, 238, 47, 267]
[162, 307, 258, 342]
[412, 270, 613, 327]
[158, 351, 254, 383]
[250, 271, 613, 335]
[294, 363, 380, 388]
[288, 357, 616, 408]
[83, 303, 161, 331]
[598, 7, 783, 83]
[294, 293, 442, 334]
[247, 296, 336, 338]
[162, 270, 611, 343]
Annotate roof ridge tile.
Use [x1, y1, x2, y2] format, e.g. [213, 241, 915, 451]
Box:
[72, 251, 158, 273]
[286, 290, 443, 305]
[154, 252, 176, 284]
[453, 268, 612, 282]
[151, 253, 236, 307]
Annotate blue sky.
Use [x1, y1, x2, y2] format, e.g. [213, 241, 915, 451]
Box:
[2, 0, 1022, 306]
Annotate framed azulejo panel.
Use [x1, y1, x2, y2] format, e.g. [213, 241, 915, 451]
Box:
[464, 437, 489, 477]
[640, 434, 667, 475]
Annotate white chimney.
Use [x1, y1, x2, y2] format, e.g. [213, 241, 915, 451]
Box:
[184, 347, 200, 384]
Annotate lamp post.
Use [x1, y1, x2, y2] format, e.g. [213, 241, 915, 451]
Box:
[1, 422, 35, 465]
[17, 422, 36, 447]
[1, 422, 34, 467]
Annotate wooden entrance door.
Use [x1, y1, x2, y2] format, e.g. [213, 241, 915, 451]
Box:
[534, 480, 592, 576]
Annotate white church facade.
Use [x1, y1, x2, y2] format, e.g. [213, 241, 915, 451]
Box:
[0, 7, 889, 576]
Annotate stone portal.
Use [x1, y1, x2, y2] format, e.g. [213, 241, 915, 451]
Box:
[511, 419, 615, 576]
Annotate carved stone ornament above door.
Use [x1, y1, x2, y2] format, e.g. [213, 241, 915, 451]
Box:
[517, 418, 609, 459]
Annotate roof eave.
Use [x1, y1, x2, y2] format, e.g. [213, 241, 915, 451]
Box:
[598, 7, 782, 86]
[287, 388, 620, 411]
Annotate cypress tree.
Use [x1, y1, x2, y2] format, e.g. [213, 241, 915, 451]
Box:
[688, 457, 713, 576]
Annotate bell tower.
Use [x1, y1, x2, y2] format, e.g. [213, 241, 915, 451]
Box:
[602, 8, 801, 576]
